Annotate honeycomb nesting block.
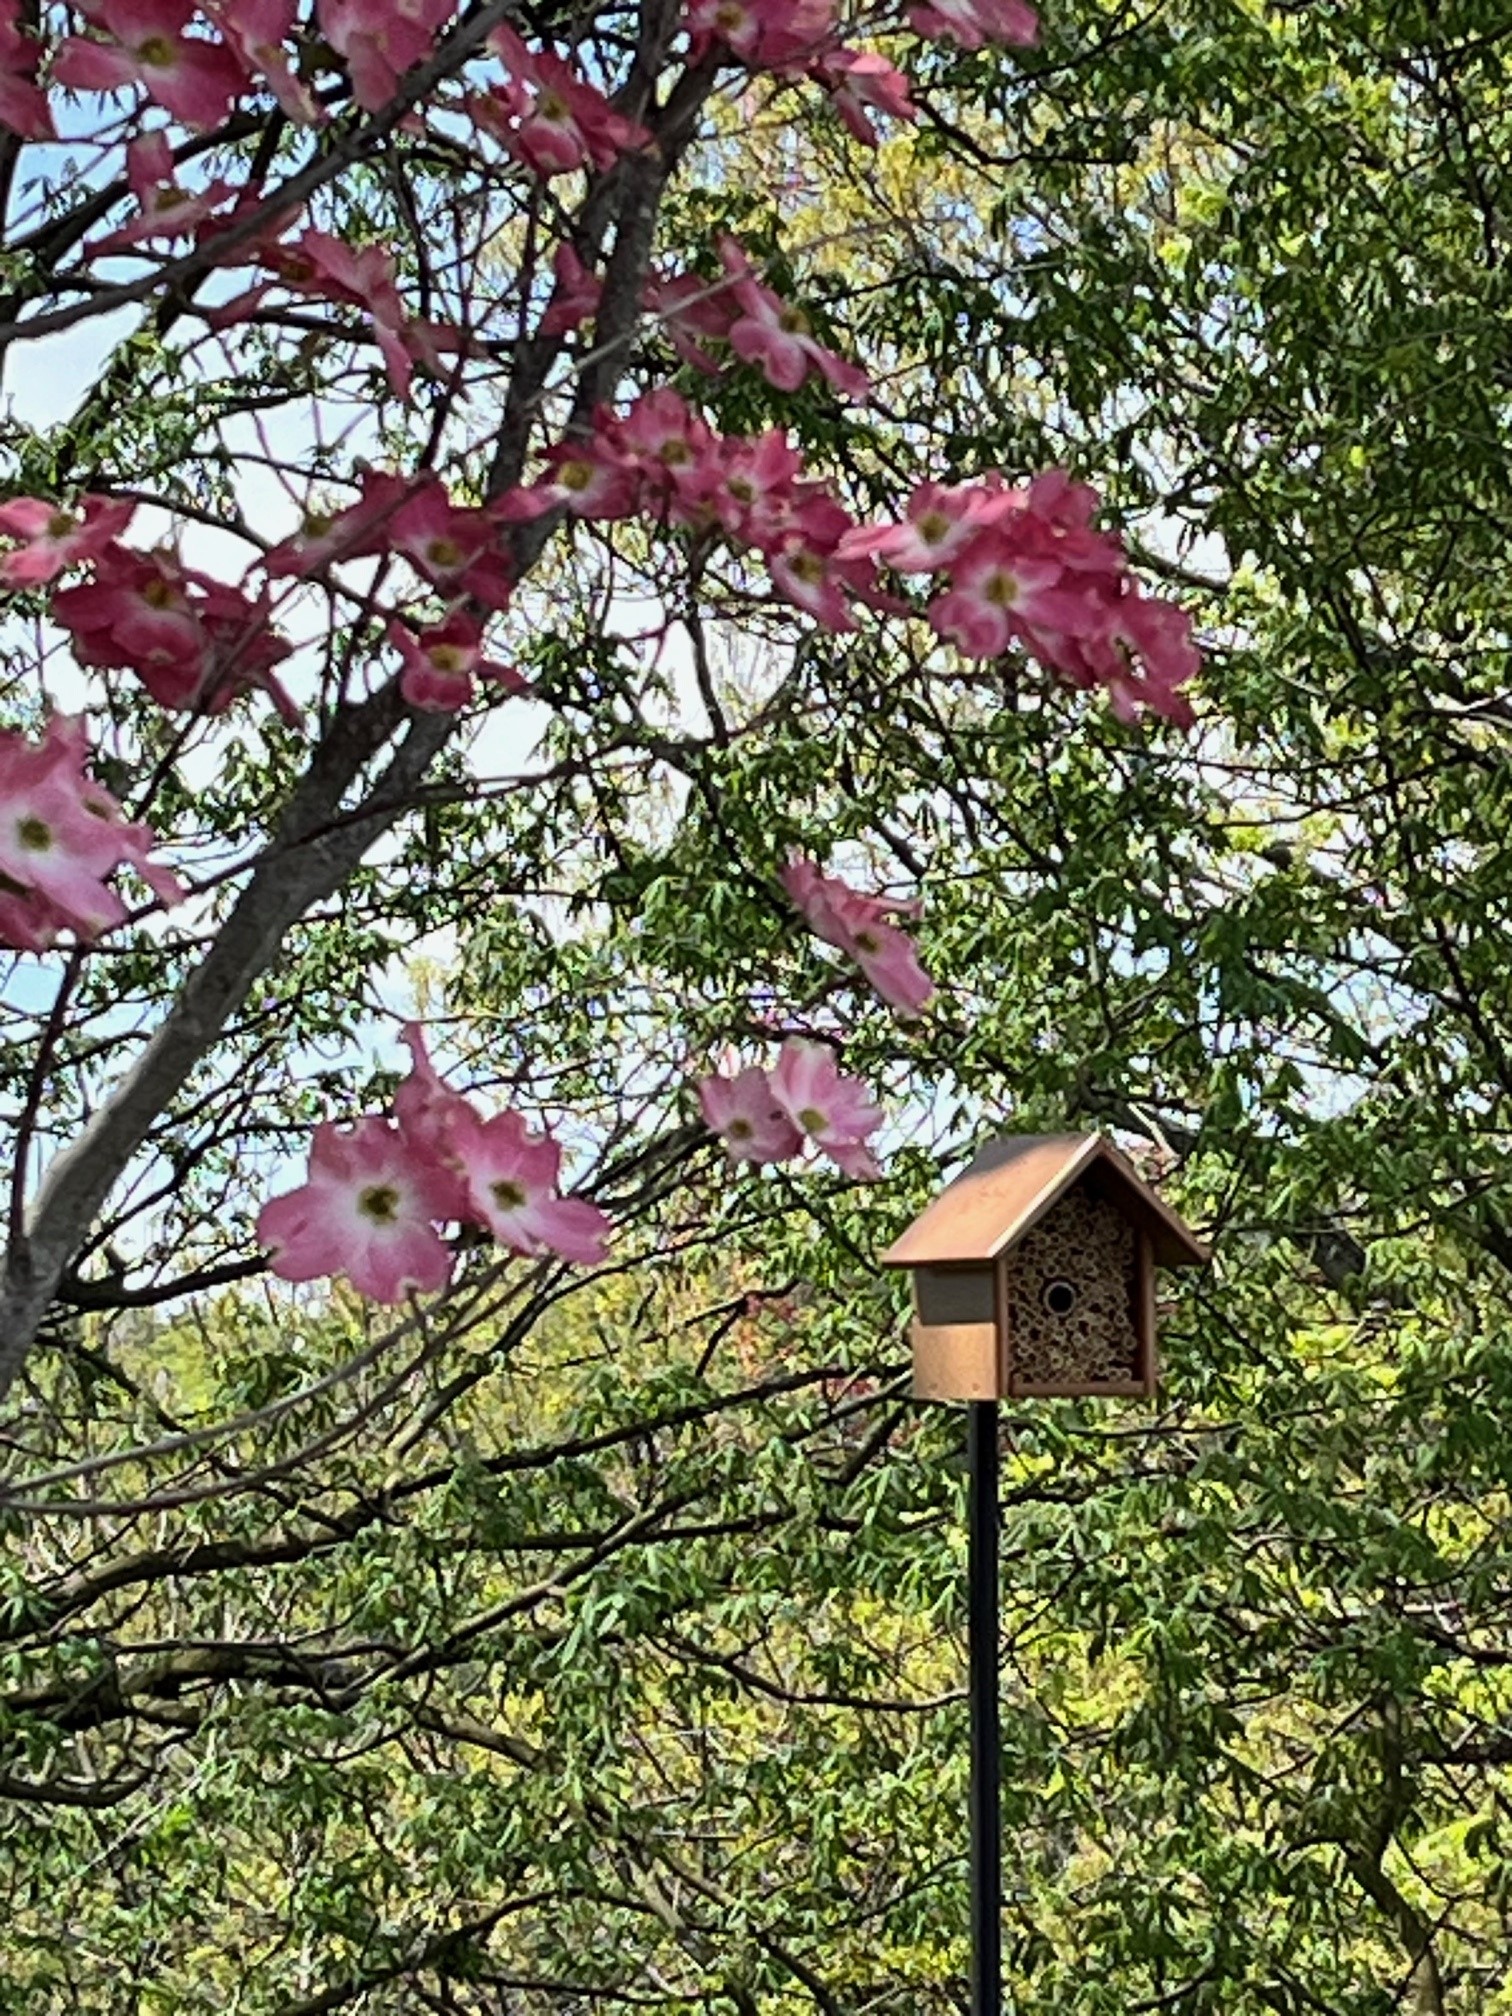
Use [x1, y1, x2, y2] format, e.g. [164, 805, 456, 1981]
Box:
[884, 1134, 1201, 1402]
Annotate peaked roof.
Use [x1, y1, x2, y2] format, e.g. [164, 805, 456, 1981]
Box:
[880, 1133, 1209, 1270]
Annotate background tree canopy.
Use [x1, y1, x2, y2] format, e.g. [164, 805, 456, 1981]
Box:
[5, 0, 1512, 2011]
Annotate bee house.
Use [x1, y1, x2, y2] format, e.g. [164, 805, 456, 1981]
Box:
[880, 1134, 1207, 1400]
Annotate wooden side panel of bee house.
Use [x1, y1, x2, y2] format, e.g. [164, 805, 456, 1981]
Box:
[1003, 1177, 1154, 1397]
[909, 1264, 1005, 1400]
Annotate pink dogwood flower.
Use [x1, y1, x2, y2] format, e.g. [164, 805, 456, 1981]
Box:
[387, 479, 514, 609]
[291, 230, 420, 399]
[719, 237, 870, 400]
[451, 1106, 611, 1264]
[0, 0, 55, 138]
[55, 0, 246, 128]
[684, 0, 839, 71]
[471, 27, 651, 178]
[908, 0, 1039, 48]
[768, 1038, 884, 1179]
[203, 0, 317, 121]
[618, 388, 720, 518]
[925, 527, 1084, 659]
[316, 0, 456, 111]
[263, 469, 412, 578]
[811, 46, 915, 145]
[0, 493, 136, 585]
[698, 1065, 803, 1165]
[781, 855, 935, 1017]
[89, 131, 237, 252]
[838, 478, 1009, 574]
[256, 1117, 457, 1303]
[53, 545, 297, 720]
[761, 494, 899, 631]
[642, 267, 738, 374]
[390, 612, 525, 712]
[540, 241, 602, 336]
[494, 419, 641, 523]
[0, 712, 185, 951]
[708, 428, 807, 545]
[1059, 586, 1200, 727]
[392, 1022, 477, 1222]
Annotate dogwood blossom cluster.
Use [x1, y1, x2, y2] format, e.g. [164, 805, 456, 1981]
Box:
[781, 856, 935, 1016]
[840, 468, 1200, 723]
[470, 25, 652, 177]
[51, 540, 298, 721]
[0, 0, 1216, 1318]
[257, 1026, 611, 1301]
[0, 713, 185, 951]
[700, 1041, 885, 1179]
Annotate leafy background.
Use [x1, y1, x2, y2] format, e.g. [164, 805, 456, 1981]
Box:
[5, 0, 1512, 2009]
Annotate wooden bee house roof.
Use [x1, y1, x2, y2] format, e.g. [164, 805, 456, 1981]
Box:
[879, 1133, 1209, 1271]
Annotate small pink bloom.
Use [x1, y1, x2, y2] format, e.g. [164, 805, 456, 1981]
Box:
[471, 27, 651, 178]
[316, 0, 456, 111]
[393, 1022, 478, 1222]
[925, 528, 1080, 659]
[290, 229, 417, 398]
[768, 1038, 884, 1180]
[907, 0, 1039, 48]
[618, 389, 720, 517]
[388, 478, 514, 609]
[709, 428, 805, 544]
[1070, 587, 1200, 726]
[55, 0, 246, 128]
[0, 712, 184, 951]
[390, 611, 525, 712]
[0, 0, 55, 138]
[53, 545, 296, 720]
[0, 493, 136, 586]
[539, 241, 602, 337]
[263, 469, 412, 578]
[811, 46, 915, 145]
[493, 418, 641, 523]
[838, 479, 1007, 574]
[452, 1106, 611, 1265]
[642, 267, 738, 375]
[256, 1117, 456, 1303]
[781, 855, 934, 1017]
[89, 131, 237, 252]
[719, 236, 870, 400]
[698, 1065, 803, 1164]
[203, 0, 317, 121]
[685, 0, 838, 71]
[761, 497, 896, 630]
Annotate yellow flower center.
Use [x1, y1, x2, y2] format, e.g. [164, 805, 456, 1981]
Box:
[797, 1106, 826, 1135]
[984, 570, 1019, 608]
[17, 815, 50, 852]
[137, 33, 177, 65]
[491, 1179, 527, 1210]
[427, 537, 463, 568]
[788, 550, 823, 584]
[428, 644, 466, 674]
[728, 1117, 752, 1138]
[918, 511, 950, 543]
[559, 460, 593, 492]
[47, 512, 77, 539]
[358, 1184, 399, 1223]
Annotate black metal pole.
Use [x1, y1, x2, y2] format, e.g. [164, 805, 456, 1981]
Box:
[968, 1398, 1001, 2016]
